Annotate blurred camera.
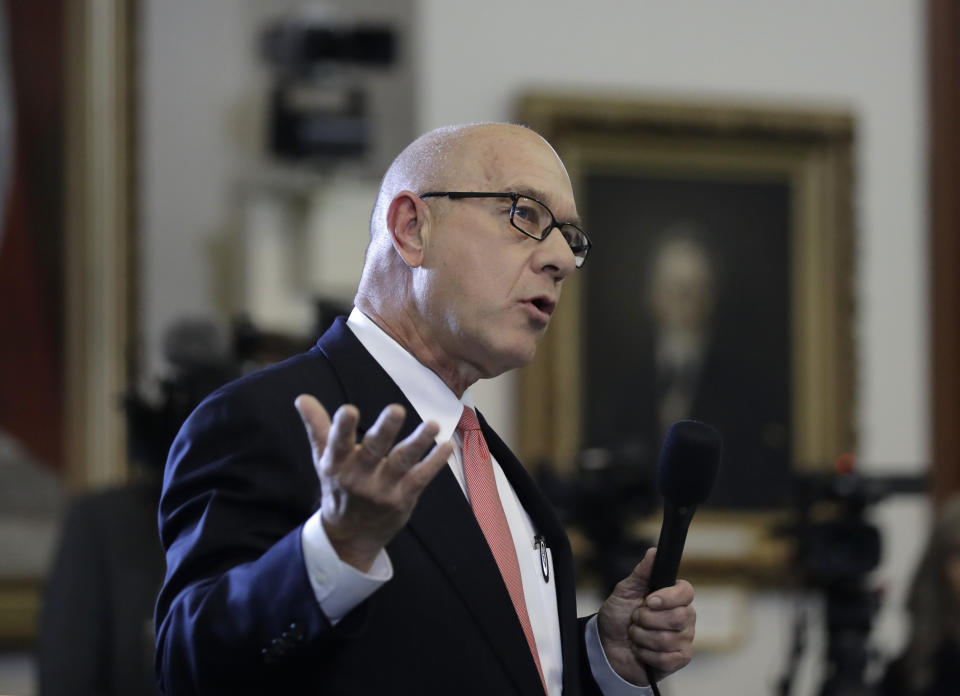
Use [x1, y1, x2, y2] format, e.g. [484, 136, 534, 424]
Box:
[260, 13, 396, 161]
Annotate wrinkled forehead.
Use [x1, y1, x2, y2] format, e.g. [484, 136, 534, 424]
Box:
[455, 127, 578, 219]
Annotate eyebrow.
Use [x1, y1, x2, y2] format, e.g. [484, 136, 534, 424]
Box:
[509, 186, 584, 228]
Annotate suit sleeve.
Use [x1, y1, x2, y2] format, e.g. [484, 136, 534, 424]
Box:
[154, 384, 363, 694]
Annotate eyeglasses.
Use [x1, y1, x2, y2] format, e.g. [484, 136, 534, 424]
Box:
[418, 191, 592, 268]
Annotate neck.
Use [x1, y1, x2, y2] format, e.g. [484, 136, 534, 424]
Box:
[354, 294, 480, 398]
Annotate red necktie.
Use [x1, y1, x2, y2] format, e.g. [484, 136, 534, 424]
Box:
[457, 406, 546, 694]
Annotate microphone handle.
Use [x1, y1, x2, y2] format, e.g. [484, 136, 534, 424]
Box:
[648, 501, 696, 592]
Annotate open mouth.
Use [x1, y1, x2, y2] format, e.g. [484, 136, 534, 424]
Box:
[527, 296, 556, 317]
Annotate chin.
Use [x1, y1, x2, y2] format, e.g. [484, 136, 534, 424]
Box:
[470, 325, 542, 377]
[489, 339, 538, 374]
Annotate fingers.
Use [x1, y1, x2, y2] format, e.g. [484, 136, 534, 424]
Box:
[323, 404, 362, 472]
[632, 578, 695, 637]
[294, 394, 332, 462]
[631, 644, 692, 678]
[383, 419, 438, 468]
[374, 418, 452, 498]
[639, 578, 695, 614]
[629, 576, 696, 678]
[356, 404, 407, 470]
[346, 406, 449, 486]
[295, 398, 451, 489]
[403, 438, 454, 495]
[615, 548, 697, 610]
[638, 546, 656, 570]
[633, 600, 696, 633]
[629, 618, 694, 674]
[609, 548, 656, 602]
[628, 602, 695, 677]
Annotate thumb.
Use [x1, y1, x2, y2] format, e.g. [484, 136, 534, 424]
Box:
[294, 394, 331, 465]
[613, 547, 657, 600]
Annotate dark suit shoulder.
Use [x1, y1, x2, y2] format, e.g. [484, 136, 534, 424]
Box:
[200, 346, 346, 416]
[159, 348, 341, 554]
[165, 347, 346, 484]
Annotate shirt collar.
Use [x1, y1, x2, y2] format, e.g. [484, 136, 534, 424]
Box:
[346, 307, 472, 443]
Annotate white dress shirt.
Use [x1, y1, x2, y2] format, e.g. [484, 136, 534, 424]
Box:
[300, 308, 652, 696]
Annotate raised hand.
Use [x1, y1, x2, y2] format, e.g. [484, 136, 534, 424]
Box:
[597, 548, 696, 686]
[294, 395, 453, 571]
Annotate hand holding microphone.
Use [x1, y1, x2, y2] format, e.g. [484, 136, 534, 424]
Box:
[597, 420, 721, 693]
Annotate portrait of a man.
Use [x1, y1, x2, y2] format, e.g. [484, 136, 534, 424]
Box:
[582, 172, 792, 509]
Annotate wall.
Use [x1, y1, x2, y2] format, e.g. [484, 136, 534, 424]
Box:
[139, 0, 252, 379]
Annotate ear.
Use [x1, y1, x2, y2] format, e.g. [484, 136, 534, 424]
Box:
[386, 190, 428, 267]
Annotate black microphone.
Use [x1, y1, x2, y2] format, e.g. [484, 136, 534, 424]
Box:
[648, 420, 722, 592]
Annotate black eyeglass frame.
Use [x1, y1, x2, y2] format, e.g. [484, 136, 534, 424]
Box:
[418, 191, 592, 267]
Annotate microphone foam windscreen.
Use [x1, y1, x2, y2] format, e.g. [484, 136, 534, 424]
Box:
[658, 420, 722, 506]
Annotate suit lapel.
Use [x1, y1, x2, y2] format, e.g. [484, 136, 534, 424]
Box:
[316, 319, 547, 695]
[406, 471, 547, 696]
[478, 412, 583, 695]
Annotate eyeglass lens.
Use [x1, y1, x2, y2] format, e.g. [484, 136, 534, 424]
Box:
[511, 196, 589, 266]
[511, 197, 554, 237]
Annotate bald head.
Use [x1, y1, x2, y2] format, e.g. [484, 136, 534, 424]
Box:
[369, 124, 470, 239]
[368, 123, 561, 240]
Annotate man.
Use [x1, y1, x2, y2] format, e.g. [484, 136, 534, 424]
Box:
[155, 123, 696, 695]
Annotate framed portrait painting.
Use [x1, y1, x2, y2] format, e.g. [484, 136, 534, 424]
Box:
[515, 94, 856, 581]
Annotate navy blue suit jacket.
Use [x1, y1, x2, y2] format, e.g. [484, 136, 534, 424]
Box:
[155, 318, 601, 695]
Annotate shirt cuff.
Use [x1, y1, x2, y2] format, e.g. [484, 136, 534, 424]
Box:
[585, 615, 654, 696]
[300, 511, 392, 625]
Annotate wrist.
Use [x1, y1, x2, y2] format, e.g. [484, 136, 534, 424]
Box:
[321, 517, 382, 572]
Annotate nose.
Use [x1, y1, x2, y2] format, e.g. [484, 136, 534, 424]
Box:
[534, 226, 577, 280]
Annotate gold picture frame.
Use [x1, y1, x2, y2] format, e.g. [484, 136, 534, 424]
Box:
[516, 93, 856, 583]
